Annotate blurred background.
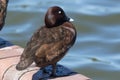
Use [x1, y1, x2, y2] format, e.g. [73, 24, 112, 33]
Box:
[1, 0, 120, 80]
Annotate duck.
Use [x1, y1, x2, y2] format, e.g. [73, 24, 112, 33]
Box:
[16, 6, 77, 76]
[0, 0, 8, 30]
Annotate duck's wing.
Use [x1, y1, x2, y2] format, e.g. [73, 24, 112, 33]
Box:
[16, 27, 46, 70]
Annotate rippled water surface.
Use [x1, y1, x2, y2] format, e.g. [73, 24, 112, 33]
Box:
[1, 0, 120, 80]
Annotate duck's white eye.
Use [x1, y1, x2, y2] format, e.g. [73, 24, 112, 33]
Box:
[58, 11, 62, 14]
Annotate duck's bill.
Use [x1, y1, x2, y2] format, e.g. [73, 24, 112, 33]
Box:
[69, 18, 74, 22]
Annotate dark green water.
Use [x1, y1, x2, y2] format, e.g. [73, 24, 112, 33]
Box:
[1, 0, 120, 80]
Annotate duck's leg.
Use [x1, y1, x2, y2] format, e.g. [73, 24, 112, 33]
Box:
[51, 63, 57, 77]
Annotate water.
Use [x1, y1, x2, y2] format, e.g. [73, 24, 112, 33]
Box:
[1, 0, 120, 80]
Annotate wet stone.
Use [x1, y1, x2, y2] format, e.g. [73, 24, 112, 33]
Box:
[32, 64, 77, 80]
[0, 38, 13, 48]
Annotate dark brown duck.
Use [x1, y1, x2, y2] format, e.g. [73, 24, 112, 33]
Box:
[0, 0, 8, 30]
[16, 6, 77, 76]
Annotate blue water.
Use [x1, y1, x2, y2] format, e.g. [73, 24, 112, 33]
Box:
[1, 0, 120, 80]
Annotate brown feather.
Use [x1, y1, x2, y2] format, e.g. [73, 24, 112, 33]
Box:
[16, 6, 76, 74]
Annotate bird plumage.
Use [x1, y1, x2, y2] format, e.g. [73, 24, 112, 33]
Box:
[16, 6, 76, 76]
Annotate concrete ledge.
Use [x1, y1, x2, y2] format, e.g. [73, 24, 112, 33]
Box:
[0, 45, 90, 80]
